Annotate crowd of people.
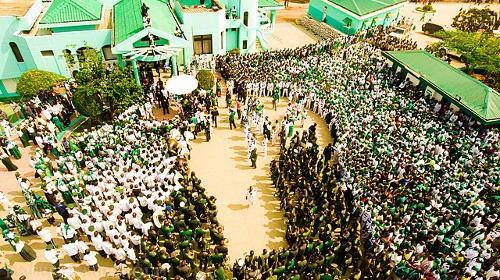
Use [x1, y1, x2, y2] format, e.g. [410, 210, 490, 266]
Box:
[363, 26, 418, 51]
[0, 91, 77, 173]
[1, 16, 498, 279]
[2, 103, 231, 279]
[218, 37, 498, 279]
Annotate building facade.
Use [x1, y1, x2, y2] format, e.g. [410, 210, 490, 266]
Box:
[0, 0, 282, 100]
[308, 0, 406, 35]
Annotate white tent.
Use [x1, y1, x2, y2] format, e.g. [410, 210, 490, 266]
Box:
[165, 74, 198, 95]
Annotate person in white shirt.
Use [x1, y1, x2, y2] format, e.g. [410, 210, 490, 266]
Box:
[58, 223, 77, 244]
[83, 249, 99, 271]
[91, 231, 106, 257]
[113, 245, 127, 264]
[37, 227, 55, 247]
[62, 242, 81, 263]
[101, 237, 114, 261]
[44, 244, 60, 268]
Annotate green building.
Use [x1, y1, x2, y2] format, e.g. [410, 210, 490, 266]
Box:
[384, 50, 500, 125]
[0, 0, 283, 100]
[308, 0, 406, 35]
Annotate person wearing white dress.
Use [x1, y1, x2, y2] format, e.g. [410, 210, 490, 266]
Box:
[246, 186, 257, 207]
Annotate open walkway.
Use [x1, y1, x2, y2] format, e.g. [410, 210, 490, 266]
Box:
[189, 96, 332, 262]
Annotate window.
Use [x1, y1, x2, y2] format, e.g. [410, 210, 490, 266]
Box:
[9, 42, 24, 62]
[242, 40, 247, 49]
[102, 45, 117, 61]
[41, 50, 54, 56]
[221, 31, 224, 50]
[243, 11, 248, 26]
[193, 35, 212, 54]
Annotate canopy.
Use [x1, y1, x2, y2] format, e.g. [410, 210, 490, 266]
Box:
[165, 75, 198, 95]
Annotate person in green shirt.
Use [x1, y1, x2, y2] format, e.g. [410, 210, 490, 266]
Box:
[229, 109, 236, 130]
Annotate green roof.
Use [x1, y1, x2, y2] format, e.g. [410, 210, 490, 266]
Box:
[384, 50, 500, 125]
[328, 0, 406, 16]
[113, 0, 179, 45]
[40, 0, 102, 24]
[258, 0, 283, 8]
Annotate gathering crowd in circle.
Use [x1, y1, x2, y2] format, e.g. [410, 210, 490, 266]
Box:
[0, 23, 498, 280]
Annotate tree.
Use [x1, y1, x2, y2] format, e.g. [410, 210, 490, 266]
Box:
[452, 8, 498, 33]
[196, 70, 215, 90]
[16, 70, 65, 99]
[73, 48, 144, 122]
[432, 30, 500, 90]
[72, 86, 103, 118]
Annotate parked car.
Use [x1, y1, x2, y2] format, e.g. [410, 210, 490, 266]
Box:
[422, 22, 444, 35]
[389, 27, 409, 39]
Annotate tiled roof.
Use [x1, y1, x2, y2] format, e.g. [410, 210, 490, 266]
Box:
[328, 0, 406, 16]
[40, 0, 102, 24]
[113, 0, 179, 45]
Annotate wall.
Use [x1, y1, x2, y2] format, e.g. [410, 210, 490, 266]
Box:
[22, 29, 112, 78]
[0, 17, 33, 81]
[181, 8, 226, 61]
[225, 28, 239, 51]
[238, 0, 258, 53]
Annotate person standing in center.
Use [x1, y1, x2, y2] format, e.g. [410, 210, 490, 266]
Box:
[250, 147, 257, 168]
[211, 105, 219, 128]
[229, 109, 236, 130]
[246, 186, 257, 206]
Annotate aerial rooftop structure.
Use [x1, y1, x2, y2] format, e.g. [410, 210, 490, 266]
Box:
[0, 0, 283, 100]
[308, 0, 407, 34]
[384, 50, 500, 125]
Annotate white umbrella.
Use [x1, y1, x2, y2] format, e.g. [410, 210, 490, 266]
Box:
[165, 74, 198, 95]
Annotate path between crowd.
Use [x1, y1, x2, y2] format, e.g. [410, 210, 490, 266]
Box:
[189, 96, 332, 263]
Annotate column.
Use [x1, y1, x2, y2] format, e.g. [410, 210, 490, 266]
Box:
[270, 10, 277, 29]
[117, 54, 125, 68]
[171, 54, 178, 76]
[131, 59, 140, 85]
[182, 48, 188, 73]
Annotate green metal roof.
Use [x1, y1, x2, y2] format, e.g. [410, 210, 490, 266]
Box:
[113, 0, 179, 45]
[258, 0, 283, 8]
[328, 0, 406, 17]
[40, 0, 102, 24]
[384, 50, 500, 125]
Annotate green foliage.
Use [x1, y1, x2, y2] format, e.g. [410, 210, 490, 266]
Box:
[452, 8, 498, 33]
[196, 70, 215, 90]
[16, 70, 65, 99]
[416, 4, 435, 13]
[425, 42, 447, 58]
[72, 86, 103, 118]
[63, 50, 75, 68]
[436, 30, 500, 90]
[73, 48, 144, 122]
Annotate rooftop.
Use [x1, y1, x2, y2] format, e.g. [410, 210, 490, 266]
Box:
[40, 0, 102, 24]
[0, 0, 36, 17]
[328, 0, 406, 17]
[384, 50, 500, 125]
[113, 0, 180, 45]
